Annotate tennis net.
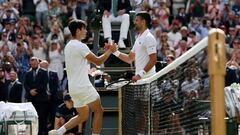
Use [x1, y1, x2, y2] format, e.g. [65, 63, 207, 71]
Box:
[121, 36, 214, 135]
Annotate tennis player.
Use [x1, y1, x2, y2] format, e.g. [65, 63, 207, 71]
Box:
[49, 19, 117, 135]
[113, 11, 157, 81]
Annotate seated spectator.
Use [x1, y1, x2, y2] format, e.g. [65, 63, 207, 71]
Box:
[225, 52, 239, 86]
[99, 0, 132, 48]
[175, 40, 188, 58]
[54, 94, 84, 135]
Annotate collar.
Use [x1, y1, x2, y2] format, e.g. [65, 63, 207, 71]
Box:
[138, 29, 149, 39]
[32, 67, 40, 73]
[11, 79, 18, 85]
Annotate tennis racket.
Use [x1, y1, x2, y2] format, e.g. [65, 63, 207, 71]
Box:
[106, 79, 132, 90]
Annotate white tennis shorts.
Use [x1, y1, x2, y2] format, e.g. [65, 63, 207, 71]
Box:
[69, 86, 100, 108]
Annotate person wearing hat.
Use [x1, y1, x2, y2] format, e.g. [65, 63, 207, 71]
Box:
[54, 94, 83, 135]
[179, 26, 193, 49]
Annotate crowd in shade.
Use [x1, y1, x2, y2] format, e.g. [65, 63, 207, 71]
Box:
[0, 0, 240, 134]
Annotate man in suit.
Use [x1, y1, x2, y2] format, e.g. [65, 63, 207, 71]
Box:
[7, 70, 23, 103]
[98, 0, 132, 48]
[39, 60, 60, 130]
[24, 57, 49, 135]
[0, 67, 9, 102]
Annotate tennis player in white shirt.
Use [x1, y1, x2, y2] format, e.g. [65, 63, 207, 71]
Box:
[113, 11, 157, 82]
[49, 19, 117, 135]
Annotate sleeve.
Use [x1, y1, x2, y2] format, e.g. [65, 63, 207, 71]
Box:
[79, 43, 91, 58]
[144, 35, 157, 55]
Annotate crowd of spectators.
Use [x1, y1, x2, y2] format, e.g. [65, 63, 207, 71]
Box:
[1, 0, 240, 134]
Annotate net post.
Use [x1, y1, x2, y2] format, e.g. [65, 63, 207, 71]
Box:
[208, 28, 226, 135]
[118, 88, 122, 135]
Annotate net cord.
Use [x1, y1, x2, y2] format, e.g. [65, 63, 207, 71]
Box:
[135, 37, 208, 85]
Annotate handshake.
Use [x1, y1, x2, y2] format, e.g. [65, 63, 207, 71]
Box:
[104, 40, 121, 57]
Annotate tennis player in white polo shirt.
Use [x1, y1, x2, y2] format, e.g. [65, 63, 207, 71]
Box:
[113, 11, 157, 81]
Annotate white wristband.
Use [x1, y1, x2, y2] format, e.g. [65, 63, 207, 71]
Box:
[113, 50, 121, 57]
[138, 70, 146, 78]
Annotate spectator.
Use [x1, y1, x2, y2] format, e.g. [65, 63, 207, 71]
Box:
[0, 2, 19, 25]
[24, 57, 49, 135]
[175, 40, 188, 58]
[157, 41, 172, 61]
[33, 0, 49, 32]
[75, 0, 91, 21]
[0, 44, 10, 62]
[6, 70, 22, 103]
[208, 0, 220, 20]
[189, 31, 199, 46]
[99, 0, 132, 48]
[2, 61, 14, 81]
[167, 21, 182, 48]
[54, 94, 84, 135]
[46, 22, 64, 48]
[47, 0, 64, 29]
[176, 7, 188, 27]
[165, 54, 175, 65]
[0, 32, 15, 53]
[154, 0, 170, 31]
[179, 26, 193, 48]
[48, 41, 64, 81]
[39, 60, 60, 130]
[14, 41, 32, 82]
[198, 19, 211, 39]
[31, 34, 47, 60]
[189, 0, 205, 18]
[0, 67, 9, 102]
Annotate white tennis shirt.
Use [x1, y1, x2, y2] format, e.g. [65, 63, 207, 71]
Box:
[131, 29, 157, 78]
[64, 39, 92, 91]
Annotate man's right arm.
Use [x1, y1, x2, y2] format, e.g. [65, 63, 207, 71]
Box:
[113, 51, 135, 64]
[86, 44, 117, 66]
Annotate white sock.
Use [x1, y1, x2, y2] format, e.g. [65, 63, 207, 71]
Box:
[92, 134, 100, 135]
[57, 126, 66, 135]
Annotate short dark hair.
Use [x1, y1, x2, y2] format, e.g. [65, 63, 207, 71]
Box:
[68, 19, 87, 37]
[63, 94, 72, 101]
[136, 11, 152, 28]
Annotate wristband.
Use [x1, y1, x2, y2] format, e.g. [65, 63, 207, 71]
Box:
[138, 70, 146, 78]
[113, 50, 121, 57]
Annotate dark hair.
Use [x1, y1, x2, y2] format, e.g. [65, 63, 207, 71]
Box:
[63, 94, 72, 101]
[68, 19, 87, 37]
[136, 11, 152, 28]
